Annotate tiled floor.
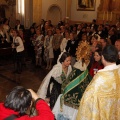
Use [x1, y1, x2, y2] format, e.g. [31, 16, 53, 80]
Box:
[0, 61, 49, 102]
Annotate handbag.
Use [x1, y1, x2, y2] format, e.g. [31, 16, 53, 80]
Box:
[4, 114, 18, 120]
[57, 113, 70, 120]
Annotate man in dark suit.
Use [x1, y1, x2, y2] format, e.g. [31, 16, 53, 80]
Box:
[15, 19, 24, 31]
[65, 32, 79, 66]
[76, 24, 83, 41]
[108, 28, 118, 45]
[115, 39, 120, 64]
[90, 19, 98, 31]
[86, 26, 93, 37]
[97, 24, 106, 38]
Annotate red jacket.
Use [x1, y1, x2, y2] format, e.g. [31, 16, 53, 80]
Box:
[89, 61, 104, 77]
[0, 100, 54, 120]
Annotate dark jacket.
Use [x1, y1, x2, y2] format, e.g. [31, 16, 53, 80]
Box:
[109, 35, 118, 45]
[66, 39, 79, 57]
[15, 24, 25, 31]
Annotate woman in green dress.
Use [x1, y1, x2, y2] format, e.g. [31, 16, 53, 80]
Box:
[52, 39, 92, 120]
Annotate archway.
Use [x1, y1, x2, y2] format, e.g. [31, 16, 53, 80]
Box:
[47, 5, 62, 26]
[0, 5, 7, 20]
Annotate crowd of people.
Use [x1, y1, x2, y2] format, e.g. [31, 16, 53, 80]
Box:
[0, 17, 120, 119]
[0, 18, 120, 72]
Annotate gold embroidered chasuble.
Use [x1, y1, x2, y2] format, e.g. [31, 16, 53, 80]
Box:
[76, 65, 120, 120]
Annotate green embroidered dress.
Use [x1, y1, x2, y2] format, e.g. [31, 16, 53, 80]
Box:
[61, 67, 92, 109]
[52, 67, 92, 120]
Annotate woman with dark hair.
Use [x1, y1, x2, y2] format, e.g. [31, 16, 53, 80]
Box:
[44, 29, 54, 70]
[34, 29, 44, 67]
[37, 52, 72, 109]
[28, 26, 36, 64]
[0, 86, 54, 119]
[89, 49, 104, 77]
[12, 29, 24, 74]
[4, 86, 32, 116]
[52, 27, 63, 64]
[31, 22, 37, 29]
[38, 52, 92, 120]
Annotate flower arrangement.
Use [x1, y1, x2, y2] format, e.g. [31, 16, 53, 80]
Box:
[76, 41, 90, 65]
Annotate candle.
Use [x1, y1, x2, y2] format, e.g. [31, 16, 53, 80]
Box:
[110, 12, 112, 21]
[103, 11, 105, 21]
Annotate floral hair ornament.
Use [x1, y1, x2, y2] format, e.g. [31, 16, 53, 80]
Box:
[76, 41, 90, 66]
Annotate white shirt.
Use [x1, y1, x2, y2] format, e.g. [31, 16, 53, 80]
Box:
[60, 38, 69, 52]
[13, 36, 24, 52]
[98, 64, 119, 72]
[17, 24, 20, 31]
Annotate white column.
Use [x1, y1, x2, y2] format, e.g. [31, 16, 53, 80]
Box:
[66, 0, 67, 17]
[16, 0, 25, 24]
[24, 0, 33, 28]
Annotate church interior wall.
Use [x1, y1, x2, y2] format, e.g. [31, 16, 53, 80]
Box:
[42, 0, 66, 22]
[70, 0, 100, 23]
[2, 0, 119, 28]
[0, 0, 16, 28]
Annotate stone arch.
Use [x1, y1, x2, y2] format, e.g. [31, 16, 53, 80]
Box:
[47, 4, 62, 26]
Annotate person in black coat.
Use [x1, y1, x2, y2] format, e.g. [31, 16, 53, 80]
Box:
[108, 28, 118, 45]
[65, 32, 79, 66]
[90, 19, 98, 31]
[86, 26, 93, 37]
[97, 24, 106, 38]
[15, 19, 25, 31]
[76, 24, 83, 41]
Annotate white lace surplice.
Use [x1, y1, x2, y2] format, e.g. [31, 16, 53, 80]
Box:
[52, 94, 78, 120]
[37, 62, 72, 99]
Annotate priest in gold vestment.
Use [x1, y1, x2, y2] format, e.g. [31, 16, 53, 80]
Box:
[76, 45, 120, 120]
